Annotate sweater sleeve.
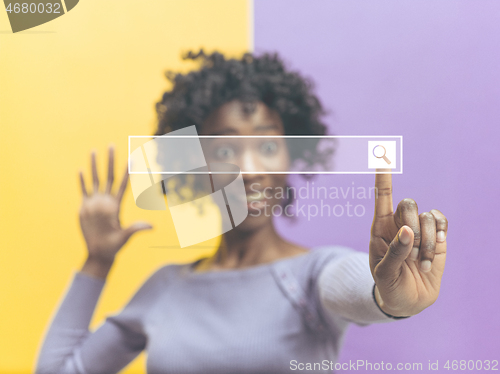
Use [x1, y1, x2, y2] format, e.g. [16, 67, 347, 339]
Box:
[317, 250, 396, 326]
[35, 267, 166, 374]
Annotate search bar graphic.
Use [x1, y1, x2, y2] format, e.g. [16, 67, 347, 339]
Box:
[129, 131, 403, 175]
[373, 145, 391, 164]
[127, 129, 402, 246]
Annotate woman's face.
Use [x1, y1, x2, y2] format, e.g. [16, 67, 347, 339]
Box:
[201, 100, 290, 232]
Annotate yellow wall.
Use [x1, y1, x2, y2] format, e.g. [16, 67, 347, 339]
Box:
[0, 1, 251, 372]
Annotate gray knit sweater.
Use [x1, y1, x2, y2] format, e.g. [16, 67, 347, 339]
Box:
[35, 246, 394, 374]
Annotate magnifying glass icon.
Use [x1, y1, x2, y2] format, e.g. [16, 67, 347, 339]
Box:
[372, 145, 391, 164]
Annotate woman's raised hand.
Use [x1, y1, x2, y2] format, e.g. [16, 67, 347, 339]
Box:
[369, 170, 448, 317]
[79, 146, 153, 264]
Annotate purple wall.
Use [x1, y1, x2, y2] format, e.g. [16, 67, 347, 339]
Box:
[255, 1, 500, 371]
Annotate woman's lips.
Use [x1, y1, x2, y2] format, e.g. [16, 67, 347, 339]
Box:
[246, 191, 264, 202]
[246, 191, 267, 210]
[225, 191, 270, 210]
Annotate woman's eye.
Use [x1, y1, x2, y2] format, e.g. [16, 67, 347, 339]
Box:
[215, 146, 235, 160]
[260, 141, 278, 155]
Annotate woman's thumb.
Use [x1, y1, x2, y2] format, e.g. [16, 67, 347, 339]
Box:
[377, 226, 413, 280]
[123, 221, 153, 240]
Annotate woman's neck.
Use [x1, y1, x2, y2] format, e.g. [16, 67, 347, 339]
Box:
[196, 223, 307, 272]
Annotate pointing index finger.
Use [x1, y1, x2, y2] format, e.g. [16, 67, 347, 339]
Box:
[374, 168, 393, 217]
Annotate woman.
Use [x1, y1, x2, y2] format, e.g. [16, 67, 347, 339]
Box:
[35, 51, 448, 373]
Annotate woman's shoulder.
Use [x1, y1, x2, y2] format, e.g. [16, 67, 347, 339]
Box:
[145, 261, 186, 284]
[309, 244, 357, 257]
[127, 262, 184, 298]
[113, 262, 185, 315]
[278, 244, 358, 282]
[302, 244, 358, 268]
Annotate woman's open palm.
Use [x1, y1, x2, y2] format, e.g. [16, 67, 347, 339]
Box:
[79, 146, 152, 262]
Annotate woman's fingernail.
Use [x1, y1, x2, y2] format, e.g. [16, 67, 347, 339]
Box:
[437, 230, 446, 243]
[420, 260, 432, 272]
[410, 247, 419, 261]
[399, 227, 411, 245]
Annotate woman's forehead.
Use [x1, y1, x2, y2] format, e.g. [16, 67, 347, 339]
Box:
[202, 100, 284, 135]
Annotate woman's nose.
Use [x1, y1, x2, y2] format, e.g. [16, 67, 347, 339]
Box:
[238, 150, 267, 187]
[239, 149, 263, 174]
